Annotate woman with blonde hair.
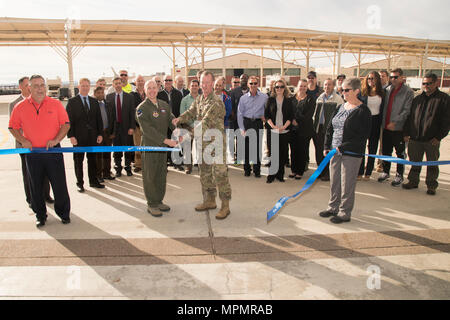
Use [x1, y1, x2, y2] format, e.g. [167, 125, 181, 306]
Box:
[264, 79, 293, 183]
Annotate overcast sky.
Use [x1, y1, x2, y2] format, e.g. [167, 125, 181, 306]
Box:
[0, 0, 449, 84]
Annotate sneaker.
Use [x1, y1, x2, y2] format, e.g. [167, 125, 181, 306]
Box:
[391, 173, 403, 187]
[378, 173, 389, 182]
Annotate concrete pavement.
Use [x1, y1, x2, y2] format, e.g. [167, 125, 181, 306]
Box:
[0, 101, 449, 299]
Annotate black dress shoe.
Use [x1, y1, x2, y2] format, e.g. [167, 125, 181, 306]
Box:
[98, 177, 105, 183]
[266, 176, 275, 184]
[133, 167, 142, 173]
[77, 185, 85, 193]
[104, 175, 116, 180]
[116, 171, 122, 178]
[61, 218, 71, 224]
[319, 210, 337, 218]
[276, 176, 285, 182]
[45, 197, 55, 204]
[244, 171, 251, 177]
[90, 183, 105, 189]
[126, 170, 133, 176]
[254, 172, 261, 178]
[330, 216, 351, 224]
[36, 219, 46, 228]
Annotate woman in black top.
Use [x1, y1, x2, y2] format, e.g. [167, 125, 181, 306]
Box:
[289, 79, 316, 179]
[319, 78, 371, 224]
[357, 71, 385, 180]
[264, 79, 293, 183]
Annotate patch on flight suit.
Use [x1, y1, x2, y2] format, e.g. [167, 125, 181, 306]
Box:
[153, 111, 159, 118]
[137, 109, 144, 117]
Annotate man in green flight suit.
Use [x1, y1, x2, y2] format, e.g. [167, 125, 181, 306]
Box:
[173, 71, 232, 220]
[136, 79, 178, 217]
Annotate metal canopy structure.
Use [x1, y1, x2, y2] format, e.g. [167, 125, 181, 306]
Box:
[1, 17, 449, 92]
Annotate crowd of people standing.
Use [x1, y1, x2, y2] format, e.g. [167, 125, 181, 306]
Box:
[7, 66, 450, 227]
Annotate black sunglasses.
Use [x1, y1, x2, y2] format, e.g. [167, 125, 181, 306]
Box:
[233, 81, 240, 84]
[342, 88, 352, 92]
[422, 82, 433, 86]
[390, 75, 399, 79]
[120, 74, 128, 77]
[275, 86, 285, 89]
[164, 79, 173, 82]
[249, 82, 258, 85]
[367, 77, 374, 80]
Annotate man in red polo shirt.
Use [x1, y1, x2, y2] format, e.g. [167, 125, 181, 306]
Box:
[9, 75, 71, 228]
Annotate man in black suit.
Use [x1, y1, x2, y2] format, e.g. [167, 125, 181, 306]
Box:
[66, 78, 104, 192]
[229, 73, 249, 163]
[94, 86, 116, 182]
[130, 75, 146, 173]
[157, 74, 183, 169]
[106, 77, 136, 177]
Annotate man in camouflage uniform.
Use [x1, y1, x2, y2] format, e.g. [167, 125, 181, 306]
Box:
[173, 71, 232, 220]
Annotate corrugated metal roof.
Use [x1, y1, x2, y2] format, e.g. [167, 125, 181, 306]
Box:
[1, 18, 449, 56]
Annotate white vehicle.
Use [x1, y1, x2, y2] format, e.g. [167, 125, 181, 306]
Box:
[47, 77, 62, 97]
[406, 77, 422, 91]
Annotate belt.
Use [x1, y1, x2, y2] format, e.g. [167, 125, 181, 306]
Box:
[244, 117, 262, 122]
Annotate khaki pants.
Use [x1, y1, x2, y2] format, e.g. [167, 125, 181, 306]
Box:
[133, 126, 142, 169]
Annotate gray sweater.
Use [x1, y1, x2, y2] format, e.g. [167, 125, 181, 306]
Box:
[382, 83, 414, 131]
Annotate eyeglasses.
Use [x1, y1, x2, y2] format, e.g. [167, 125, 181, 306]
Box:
[31, 84, 46, 89]
[120, 74, 128, 77]
[422, 82, 433, 86]
[164, 79, 173, 82]
[367, 77, 374, 80]
[342, 88, 352, 92]
[307, 77, 315, 80]
[275, 86, 285, 89]
[390, 75, 399, 79]
[249, 82, 258, 85]
[233, 81, 240, 84]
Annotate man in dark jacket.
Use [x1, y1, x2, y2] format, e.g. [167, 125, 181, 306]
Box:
[66, 78, 104, 192]
[402, 73, 450, 195]
[106, 77, 136, 177]
[229, 74, 249, 163]
[157, 74, 183, 169]
[94, 86, 116, 181]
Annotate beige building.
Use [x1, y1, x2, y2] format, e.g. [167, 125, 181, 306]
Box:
[341, 55, 449, 78]
[178, 52, 308, 87]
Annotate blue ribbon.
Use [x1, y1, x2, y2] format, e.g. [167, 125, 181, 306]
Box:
[344, 151, 450, 166]
[267, 148, 450, 222]
[267, 149, 337, 222]
[0, 146, 181, 155]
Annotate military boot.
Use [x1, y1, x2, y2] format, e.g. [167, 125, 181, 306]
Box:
[194, 195, 217, 211]
[215, 200, 230, 220]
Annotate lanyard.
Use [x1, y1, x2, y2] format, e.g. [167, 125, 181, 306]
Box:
[31, 100, 43, 115]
